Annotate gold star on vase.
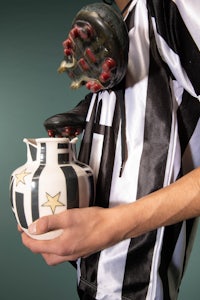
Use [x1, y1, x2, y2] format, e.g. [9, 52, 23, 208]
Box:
[15, 169, 31, 186]
[42, 192, 65, 214]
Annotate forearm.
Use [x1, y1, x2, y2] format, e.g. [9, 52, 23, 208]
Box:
[20, 167, 200, 262]
[116, 167, 200, 240]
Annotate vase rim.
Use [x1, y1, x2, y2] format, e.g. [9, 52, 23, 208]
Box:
[23, 137, 78, 144]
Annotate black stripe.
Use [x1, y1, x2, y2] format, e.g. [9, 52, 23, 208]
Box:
[93, 123, 106, 135]
[74, 161, 95, 205]
[137, 14, 172, 198]
[79, 97, 99, 164]
[10, 176, 14, 208]
[125, 3, 135, 30]
[31, 165, 45, 221]
[95, 99, 102, 124]
[75, 161, 88, 168]
[58, 142, 73, 164]
[61, 166, 79, 209]
[147, 0, 200, 95]
[122, 13, 173, 299]
[58, 153, 70, 164]
[79, 253, 101, 298]
[58, 143, 68, 149]
[87, 173, 95, 206]
[177, 91, 200, 155]
[29, 143, 37, 161]
[15, 192, 28, 228]
[78, 96, 101, 298]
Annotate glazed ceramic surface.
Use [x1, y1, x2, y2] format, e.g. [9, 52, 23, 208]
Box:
[10, 137, 95, 240]
[58, 3, 129, 92]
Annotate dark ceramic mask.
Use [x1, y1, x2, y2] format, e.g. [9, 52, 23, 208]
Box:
[58, 2, 129, 93]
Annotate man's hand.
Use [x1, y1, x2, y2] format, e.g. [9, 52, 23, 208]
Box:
[19, 206, 123, 265]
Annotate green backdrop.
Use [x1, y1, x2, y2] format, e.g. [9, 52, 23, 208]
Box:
[0, 1, 199, 299]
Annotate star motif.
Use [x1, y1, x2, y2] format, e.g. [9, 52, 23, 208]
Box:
[15, 169, 31, 186]
[42, 192, 65, 214]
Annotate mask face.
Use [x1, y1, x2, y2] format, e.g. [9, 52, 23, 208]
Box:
[58, 2, 129, 93]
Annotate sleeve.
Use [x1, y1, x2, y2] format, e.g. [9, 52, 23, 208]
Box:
[147, 0, 200, 99]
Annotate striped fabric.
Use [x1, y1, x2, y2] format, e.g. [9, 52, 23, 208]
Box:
[77, 0, 200, 299]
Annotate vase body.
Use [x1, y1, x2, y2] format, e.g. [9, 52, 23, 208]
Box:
[10, 137, 95, 240]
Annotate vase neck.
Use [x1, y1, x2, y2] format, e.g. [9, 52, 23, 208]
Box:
[39, 141, 76, 165]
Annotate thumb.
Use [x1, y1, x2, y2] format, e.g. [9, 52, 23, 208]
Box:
[28, 214, 60, 235]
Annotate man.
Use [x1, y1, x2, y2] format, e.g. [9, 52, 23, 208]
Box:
[20, 0, 200, 299]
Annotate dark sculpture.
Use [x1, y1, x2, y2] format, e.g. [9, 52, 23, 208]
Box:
[44, 3, 129, 138]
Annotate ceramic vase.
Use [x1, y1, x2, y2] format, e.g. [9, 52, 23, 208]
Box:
[10, 137, 95, 240]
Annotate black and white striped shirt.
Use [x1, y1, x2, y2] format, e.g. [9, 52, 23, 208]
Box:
[77, 0, 200, 299]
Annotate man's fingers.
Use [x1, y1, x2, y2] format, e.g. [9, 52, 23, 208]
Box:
[41, 253, 73, 266]
[21, 231, 79, 261]
[28, 211, 67, 235]
[21, 231, 61, 254]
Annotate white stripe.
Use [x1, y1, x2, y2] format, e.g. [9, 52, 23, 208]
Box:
[96, 240, 131, 300]
[76, 258, 81, 285]
[126, 0, 149, 85]
[89, 92, 117, 180]
[86, 93, 98, 122]
[98, 91, 116, 127]
[89, 133, 104, 180]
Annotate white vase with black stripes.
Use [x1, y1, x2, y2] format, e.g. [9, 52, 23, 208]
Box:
[10, 137, 95, 240]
